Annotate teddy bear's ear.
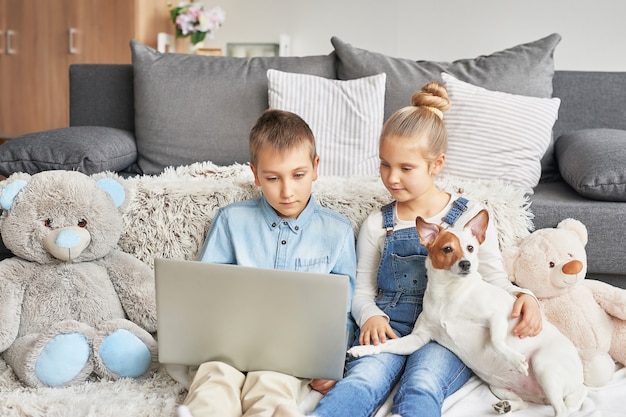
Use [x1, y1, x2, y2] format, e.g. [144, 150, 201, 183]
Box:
[501, 246, 520, 283]
[96, 178, 126, 208]
[0, 179, 29, 211]
[556, 218, 588, 247]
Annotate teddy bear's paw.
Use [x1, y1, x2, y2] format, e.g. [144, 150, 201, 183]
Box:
[92, 319, 158, 380]
[96, 328, 153, 379]
[35, 332, 92, 387]
[92, 319, 159, 380]
[4, 324, 95, 387]
[582, 352, 616, 387]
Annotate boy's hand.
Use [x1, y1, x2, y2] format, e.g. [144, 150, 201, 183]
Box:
[511, 293, 542, 338]
[310, 379, 336, 394]
[359, 315, 398, 345]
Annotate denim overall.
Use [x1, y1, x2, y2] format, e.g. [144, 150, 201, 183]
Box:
[375, 201, 430, 337]
[376, 197, 469, 337]
[313, 199, 473, 417]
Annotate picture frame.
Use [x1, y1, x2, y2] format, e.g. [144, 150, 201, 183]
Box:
[195, 47, 223, 56]
[226, 43, 279, 58]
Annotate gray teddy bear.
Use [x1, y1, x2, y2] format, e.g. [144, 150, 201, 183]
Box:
[0, 170, 158, 388]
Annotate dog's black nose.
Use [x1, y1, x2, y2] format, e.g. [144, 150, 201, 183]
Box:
[459, 260, 471, 272]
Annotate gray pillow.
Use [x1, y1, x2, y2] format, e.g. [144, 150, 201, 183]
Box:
[556, 129, 626, 201]
[0, 126, 137, 177]
[331, 33, 561, 121]
[131, 41, 337, 175]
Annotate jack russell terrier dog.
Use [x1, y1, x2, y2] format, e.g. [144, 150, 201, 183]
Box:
[348, 210, 587, 417]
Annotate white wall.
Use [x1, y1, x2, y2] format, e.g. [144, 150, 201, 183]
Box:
[395, 0, 626, 71]
[200, 0, 625, 71]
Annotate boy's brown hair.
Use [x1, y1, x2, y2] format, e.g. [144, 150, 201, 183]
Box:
[249, 109, 317, 166]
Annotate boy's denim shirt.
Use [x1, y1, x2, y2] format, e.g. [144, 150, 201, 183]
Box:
[198, 195, 357, 305]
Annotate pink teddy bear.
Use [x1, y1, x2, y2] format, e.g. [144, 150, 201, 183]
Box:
[503, 218, 626, 387]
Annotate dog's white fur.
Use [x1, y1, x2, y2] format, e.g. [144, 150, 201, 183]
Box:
[348, 210, 587, 417]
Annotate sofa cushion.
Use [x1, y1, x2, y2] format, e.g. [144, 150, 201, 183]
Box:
[131, 41, 337, 175]
[555, 128, 626, 201]
[0, 127, 137, 177]
[441, 73, 560, 192]
[331, 33, 561, 121]
[331, 34, 561, 185]
[267, 69, 386, 177]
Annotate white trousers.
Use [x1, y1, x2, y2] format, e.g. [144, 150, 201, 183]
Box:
[183, 361, 312, 417]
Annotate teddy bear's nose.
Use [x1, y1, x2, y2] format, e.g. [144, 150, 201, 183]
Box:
[43, 227, 92, 261]
[562, 260, 583, 275]
[56, 230, 81, 248]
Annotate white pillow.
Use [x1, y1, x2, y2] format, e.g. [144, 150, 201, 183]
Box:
[267, 69, 386, 176]
[441, 72, 561, 192]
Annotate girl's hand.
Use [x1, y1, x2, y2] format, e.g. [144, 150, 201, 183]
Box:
[511, 293, 543, 338]
[359, 315, 398, 345]
[310, 379, 336, 395]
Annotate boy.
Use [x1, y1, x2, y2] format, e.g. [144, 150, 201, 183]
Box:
[177, 109, 357, 417]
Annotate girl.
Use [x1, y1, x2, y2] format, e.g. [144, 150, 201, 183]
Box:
[275, 81, 542, 417]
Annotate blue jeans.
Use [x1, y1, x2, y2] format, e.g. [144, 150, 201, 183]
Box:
[313, 342, 472, 417]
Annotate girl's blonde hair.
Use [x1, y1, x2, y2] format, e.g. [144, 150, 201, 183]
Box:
[380, 81, 450, 164]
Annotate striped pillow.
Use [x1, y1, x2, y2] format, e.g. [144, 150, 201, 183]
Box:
[267, 69, 386, 176]
[441, 73, 561, 193]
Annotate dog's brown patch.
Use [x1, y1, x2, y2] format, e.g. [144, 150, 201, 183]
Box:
[426, 231, 463, 271]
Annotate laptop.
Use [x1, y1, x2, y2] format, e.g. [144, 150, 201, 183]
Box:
[154, 258, 350, 380]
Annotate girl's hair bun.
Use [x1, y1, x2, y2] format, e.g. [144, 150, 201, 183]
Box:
[410, 82, 450, 118]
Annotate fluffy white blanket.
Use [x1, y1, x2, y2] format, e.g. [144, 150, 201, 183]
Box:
[108, 161, 534, 267]
[2, 161, 624, 416]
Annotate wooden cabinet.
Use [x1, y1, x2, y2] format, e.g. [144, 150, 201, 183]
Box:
[0, 0, 173, 138]
[0, 0, 10, 138]
[1, 0, 60, 137]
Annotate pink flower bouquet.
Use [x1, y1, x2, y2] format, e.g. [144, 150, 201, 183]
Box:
[169, 1, 225, 45]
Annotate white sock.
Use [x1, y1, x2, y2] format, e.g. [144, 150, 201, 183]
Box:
[175, 405, 194, 417]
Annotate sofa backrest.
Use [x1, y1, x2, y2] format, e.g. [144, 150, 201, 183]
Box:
[69, 64, 135, 132]
[552, 70, 626, 139]
[70, 64, 626, 140]
[68, 63, 626, 182]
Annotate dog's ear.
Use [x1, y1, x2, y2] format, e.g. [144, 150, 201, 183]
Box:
[464, 210, 489, 245]
[416, 216, 441, 247]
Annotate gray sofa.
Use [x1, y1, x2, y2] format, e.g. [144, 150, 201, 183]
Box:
[1, 34, 625, 288]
